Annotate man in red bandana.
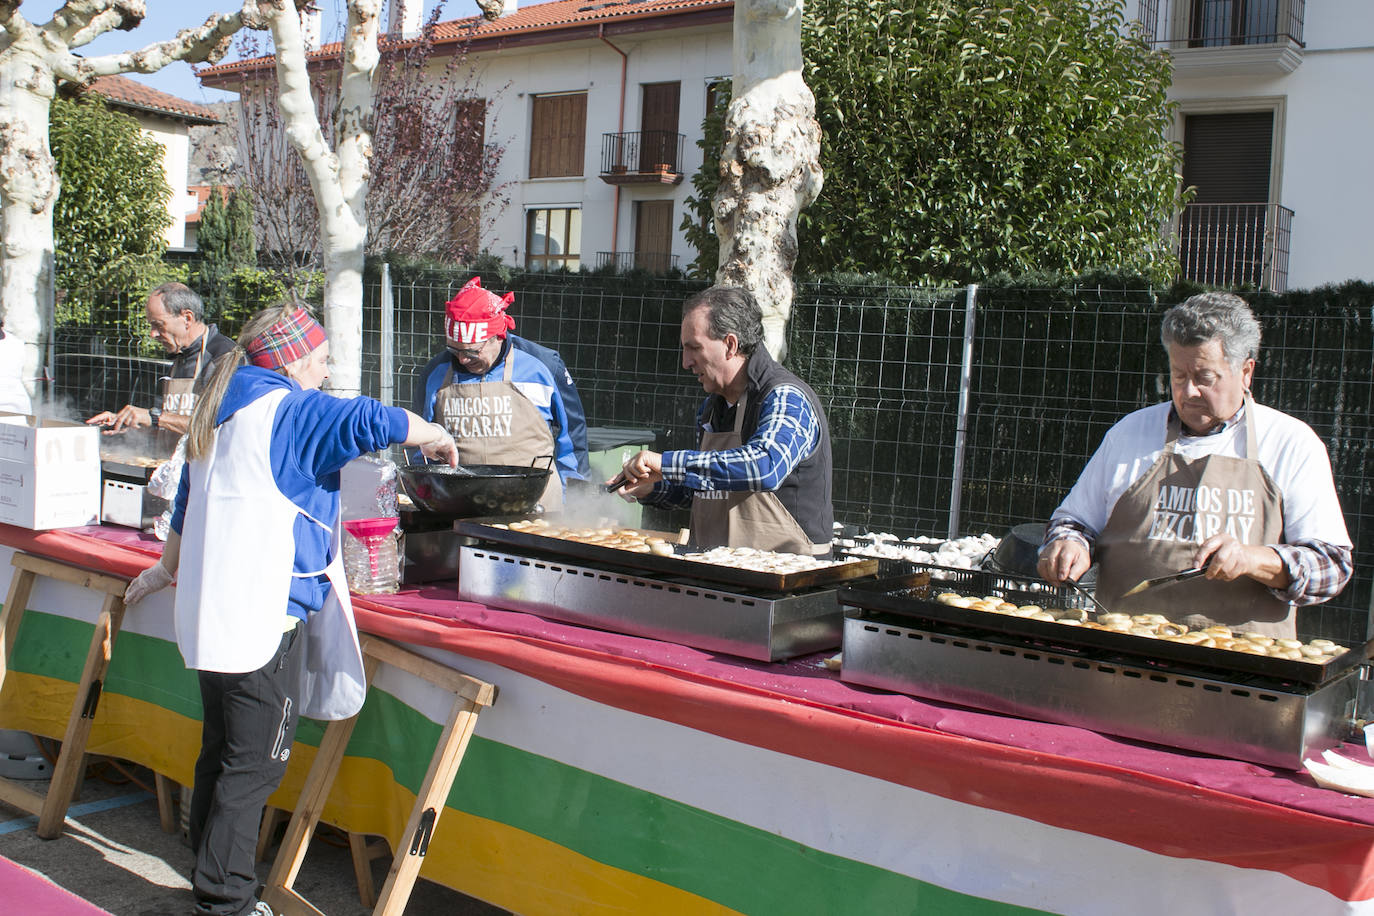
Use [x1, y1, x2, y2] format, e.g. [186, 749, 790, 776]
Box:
[413, 277, 586, 508]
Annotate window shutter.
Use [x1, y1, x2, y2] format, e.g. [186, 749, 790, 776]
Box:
[1183, 111, 1273, 203]
[530, 93, 587, 179]
[639, 83, 681, 172]
[634, 200, 674, 272]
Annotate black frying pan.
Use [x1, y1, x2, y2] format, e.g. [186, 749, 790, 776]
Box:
[396, 462, 551, 517]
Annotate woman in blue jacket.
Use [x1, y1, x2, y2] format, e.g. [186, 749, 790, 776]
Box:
[125, 303, 457, 916]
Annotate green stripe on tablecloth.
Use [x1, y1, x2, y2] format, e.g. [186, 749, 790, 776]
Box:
[350, 690, 1044, 916]
[8, 611, 1039, 915]
[9, 610, 202, 719]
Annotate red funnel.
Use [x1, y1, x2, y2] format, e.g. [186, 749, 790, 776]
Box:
[343, 517, 398, 539]
[343, 517, 399, 578]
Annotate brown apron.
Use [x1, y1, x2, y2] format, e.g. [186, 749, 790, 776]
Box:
[156, 335, 207, 451]
[434, 350, 562, 511]
[688, 393, 827, 557]
[1095, 398, 1291, 636]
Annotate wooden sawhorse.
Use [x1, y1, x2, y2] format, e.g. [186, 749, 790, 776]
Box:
[262, 634, 497, 916]
[0, 551, 130, 838]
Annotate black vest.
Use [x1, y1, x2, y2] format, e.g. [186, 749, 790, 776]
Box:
[700, 348, 834, 546]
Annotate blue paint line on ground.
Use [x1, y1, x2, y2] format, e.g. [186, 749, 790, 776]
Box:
[0, 790, 153, 835]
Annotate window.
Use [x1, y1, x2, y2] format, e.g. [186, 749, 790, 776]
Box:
[633, 200, 674, 273]
[1176, 107, 1291, 289]
[1188, 0, 1284, 47]
[639, 82, 681, 172]
[453, 98, 487, 189]
[529, 92, 587, 179]
[526, 207, 581, 271]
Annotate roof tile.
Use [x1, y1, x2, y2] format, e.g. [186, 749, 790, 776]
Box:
[199, 0, 732, 79]
[87, 75, 220, 125]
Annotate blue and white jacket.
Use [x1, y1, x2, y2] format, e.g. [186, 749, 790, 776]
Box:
[413, 337, 583, 484]
[172, 366, 409, 620]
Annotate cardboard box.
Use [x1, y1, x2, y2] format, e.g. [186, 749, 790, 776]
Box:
[0, 413, 101, 530]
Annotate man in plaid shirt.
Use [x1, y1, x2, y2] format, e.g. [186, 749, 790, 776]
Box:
[617, 287, 834, 557]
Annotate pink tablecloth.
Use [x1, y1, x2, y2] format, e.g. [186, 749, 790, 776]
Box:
[31, 524, 1374, 826]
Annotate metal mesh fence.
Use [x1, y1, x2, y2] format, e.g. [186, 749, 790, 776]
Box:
[48, 289, 174, 420]
[45, 264, 1374, 644]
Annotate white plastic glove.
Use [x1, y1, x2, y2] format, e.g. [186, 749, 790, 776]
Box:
[124, 562, 174, 606]
[418, 423, 459, 466]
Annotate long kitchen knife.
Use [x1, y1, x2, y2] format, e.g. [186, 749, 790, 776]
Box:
[1121, 566, 1208, 597]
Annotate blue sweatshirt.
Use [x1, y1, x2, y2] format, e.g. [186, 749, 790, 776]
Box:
[172, 366, 409, 620]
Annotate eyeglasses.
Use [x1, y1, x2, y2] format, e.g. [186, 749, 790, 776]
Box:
[448, 342, 489, 360]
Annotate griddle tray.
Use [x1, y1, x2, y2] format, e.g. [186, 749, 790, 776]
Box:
[840, 573, 1372, 687]
[455, 516, 879, 592]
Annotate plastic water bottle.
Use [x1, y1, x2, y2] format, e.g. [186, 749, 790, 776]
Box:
[342, 517, 400, 594]
[340, 456, 401, 593]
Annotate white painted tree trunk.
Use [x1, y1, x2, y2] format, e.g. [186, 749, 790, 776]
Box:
[0, 45, 60, 404]
[714, 0, 823, 360]
[263, 0, 380, 398]
[0, 1, 247, 408]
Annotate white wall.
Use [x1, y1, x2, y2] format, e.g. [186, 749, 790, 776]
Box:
[131, 114, 194, 250]
[471, 23, 733, 270]
[1164, 0, 1374, 287]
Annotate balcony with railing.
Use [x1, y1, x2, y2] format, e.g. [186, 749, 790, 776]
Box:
[1133, 0, 1305, 74]
[1176, 202, 1293, 292]
[594, 251, 680, 274]
[599, 131, 687, 186]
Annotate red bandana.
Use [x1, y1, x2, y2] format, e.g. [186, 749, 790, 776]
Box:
[246, 307, 327, 370]
[445, 277, 515, 345]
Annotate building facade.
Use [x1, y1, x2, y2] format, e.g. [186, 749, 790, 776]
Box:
[1131, 0, 1374, 290]
[198, 0, 732, 276]
[87, 76, 220, 252]
[196, 0, 1369, 290]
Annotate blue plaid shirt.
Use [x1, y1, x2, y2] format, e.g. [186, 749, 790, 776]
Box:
[645, 385, 822, 509]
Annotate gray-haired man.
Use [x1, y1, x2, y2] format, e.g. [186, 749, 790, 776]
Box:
[1038, 292, 1351, 638]
[87, 282, 235, 438]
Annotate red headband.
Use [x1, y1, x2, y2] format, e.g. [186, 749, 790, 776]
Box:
[445, 277, 515, 345]
[246, 307, 327, 370]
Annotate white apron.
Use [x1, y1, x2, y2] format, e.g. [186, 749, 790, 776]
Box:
[174, 387, 366, 720]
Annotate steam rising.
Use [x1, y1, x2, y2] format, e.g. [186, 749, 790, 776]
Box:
[557, 481, 643, 531]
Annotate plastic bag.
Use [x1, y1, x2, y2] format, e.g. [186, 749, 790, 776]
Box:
[148, 435, 187, 499]
[147, 435, 187, 540]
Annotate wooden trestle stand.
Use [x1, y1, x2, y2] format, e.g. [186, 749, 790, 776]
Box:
[0, 552, 130, 839]
[261, 634, 497, 916]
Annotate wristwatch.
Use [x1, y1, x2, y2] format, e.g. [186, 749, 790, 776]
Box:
[149, 407, 162, 430]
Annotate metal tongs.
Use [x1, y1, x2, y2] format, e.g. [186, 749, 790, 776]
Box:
[1121, 565, 1209, 598]
[603, 471, 629, 493]
[1064, 576, 1112, 618]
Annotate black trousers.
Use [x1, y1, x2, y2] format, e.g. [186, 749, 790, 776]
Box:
[190, 626, 302, 916]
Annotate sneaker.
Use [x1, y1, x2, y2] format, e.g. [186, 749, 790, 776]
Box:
[249, 902, 274, 916]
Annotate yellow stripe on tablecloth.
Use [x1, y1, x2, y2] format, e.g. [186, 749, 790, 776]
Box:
[282, 752, 742, 915]
[0, 671, 201, 785]
[0, 672, 739, 916]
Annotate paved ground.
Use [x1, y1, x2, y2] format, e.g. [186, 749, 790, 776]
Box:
[0, 755, 509, 915]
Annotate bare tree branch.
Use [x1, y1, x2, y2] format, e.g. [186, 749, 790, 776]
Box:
[0, 0, 255, 402]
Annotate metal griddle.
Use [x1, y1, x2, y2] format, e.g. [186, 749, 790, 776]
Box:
[840, 573, 1372, 687]
[459, 545, 847, 661]
[100, 458, 159, 482]
[455, 516, 879, 592]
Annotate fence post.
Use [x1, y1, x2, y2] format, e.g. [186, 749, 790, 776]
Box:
[380, 261, 394, 407]
[44, 263, 56, 404]
[947, 283, 979, 540]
